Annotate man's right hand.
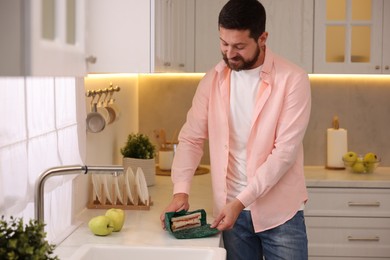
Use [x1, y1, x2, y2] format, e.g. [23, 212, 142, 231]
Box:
[160, 193, 190, 229]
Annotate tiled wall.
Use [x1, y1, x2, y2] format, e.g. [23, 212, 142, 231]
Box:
[138, 74, 390, 167]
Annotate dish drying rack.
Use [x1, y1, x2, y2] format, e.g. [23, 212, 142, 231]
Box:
[88, 170, 152, 210]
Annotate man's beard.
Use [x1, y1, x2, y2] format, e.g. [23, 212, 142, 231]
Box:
[222, 46, 261, 71]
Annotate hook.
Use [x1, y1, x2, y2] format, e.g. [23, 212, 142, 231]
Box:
[89, 90, 98, 106]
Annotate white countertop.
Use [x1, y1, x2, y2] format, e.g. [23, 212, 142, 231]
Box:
[305, 166, 390, 188]
[54, 172, 221, 259]
[54, 166, 390, 258]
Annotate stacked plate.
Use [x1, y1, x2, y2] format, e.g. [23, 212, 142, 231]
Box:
[91, 167, 149, 206]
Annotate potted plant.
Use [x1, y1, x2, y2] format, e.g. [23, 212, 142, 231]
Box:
[0, 216, 59, 260]
[120, 133, 156, 186]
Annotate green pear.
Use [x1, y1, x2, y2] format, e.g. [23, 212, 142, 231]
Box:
[342, 151, 358, 166]
[88, 215, 114, 236]
[105, 208, 125, 232]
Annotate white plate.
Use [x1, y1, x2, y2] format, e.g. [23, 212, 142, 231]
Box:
[125, 167, 137, 205]
[91, 174, 103, 203]
[114, 174, 124, 204]
[103, 174, 113, 204]
[135, 167, 149, 205]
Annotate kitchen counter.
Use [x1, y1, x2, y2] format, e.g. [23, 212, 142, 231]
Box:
[54, 172, 221, 259]
[54, 166, 390, 259]
[305, 166, 390, 188]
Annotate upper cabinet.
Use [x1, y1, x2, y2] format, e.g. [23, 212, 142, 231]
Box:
[0, 0, 153, 76]
[0, 0, 86, 76]
[194, 0, 228, 72]
[85, 0, 153, 73]
[314, 0, 390, 74]
[261, 0, 314, 73]
[155, 0, 224, 73]
[154, 0, 195, 72]
[155, 0, 313, 73]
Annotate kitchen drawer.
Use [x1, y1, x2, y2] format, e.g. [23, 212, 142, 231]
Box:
[305, 188, 390, 217]
[306, 216, 390, 258]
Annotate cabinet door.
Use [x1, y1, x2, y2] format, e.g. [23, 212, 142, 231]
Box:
[314, 0, 384, 74]
[86, 0, 152, 73]
[155, 0, 195, 72]
[261, 0, 314, 73]
[0, 0, 86, 76]
[382, 0, 390, 73]
[194, 0, 227, 72]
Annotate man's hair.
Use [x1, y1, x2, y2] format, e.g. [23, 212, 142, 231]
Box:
[218, 0, 266, 40]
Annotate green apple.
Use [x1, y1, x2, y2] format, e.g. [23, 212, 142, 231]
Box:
[342, 151, 358, 166]
[88, 215, 114, 236]
[105, 208, 125, 232]
[363, 152, 377, 163]
[352, 158, 365, 173]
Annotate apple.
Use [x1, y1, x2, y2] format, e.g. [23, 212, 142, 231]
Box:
[352, 158, 365, 173]
[88, 215, 114, 236]
[363, 152, 377, 163]
[105, 208, 125, 232]
[342, 151, 358, 166]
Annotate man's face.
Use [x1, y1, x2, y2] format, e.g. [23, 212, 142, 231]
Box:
[219, 27, 266, 71]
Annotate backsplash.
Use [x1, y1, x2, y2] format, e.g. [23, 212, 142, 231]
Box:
[85, 74, 390, 167]
[304, 75, 390, 166]
[138, 74, 390, 167]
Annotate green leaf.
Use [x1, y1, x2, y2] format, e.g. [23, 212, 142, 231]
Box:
[0, 215, 59, 260]
[120, 133, 156, 159]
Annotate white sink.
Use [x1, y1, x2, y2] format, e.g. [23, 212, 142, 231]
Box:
[68, 244, 226, 260]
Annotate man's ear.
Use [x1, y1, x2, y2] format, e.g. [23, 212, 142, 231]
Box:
[258, 32, 268, 46]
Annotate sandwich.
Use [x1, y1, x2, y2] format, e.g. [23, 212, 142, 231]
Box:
[170, 212, 202, 232]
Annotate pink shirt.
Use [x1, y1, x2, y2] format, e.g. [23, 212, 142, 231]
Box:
[171, 48, 311, 232]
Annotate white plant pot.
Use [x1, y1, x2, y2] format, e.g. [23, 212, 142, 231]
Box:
[123, 157, 156, 186]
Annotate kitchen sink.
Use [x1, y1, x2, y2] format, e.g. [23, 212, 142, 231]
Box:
[67, 244, 226, 260]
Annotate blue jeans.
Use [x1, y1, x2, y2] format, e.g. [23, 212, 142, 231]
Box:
[222, 210, 308, 260]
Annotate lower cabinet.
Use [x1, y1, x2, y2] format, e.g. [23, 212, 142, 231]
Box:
[305, 187, 390, 259]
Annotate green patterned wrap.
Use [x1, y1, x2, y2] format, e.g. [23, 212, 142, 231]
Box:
[164, 209, 220, 239]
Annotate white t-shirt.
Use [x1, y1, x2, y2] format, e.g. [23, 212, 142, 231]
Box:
[227, 66, 262, 203]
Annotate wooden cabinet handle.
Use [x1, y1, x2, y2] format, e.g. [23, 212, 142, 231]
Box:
[348, 236, 380, 242]
[348, 201, 380, 207]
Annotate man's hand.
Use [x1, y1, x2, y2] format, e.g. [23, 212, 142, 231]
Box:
[160, 193, 190, 229]
[210, 198, 244, 231]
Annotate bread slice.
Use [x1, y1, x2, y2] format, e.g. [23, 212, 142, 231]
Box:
[171, 212, 202, 232]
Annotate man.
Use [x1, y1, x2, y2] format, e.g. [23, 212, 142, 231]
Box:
[160, 0, 311, 259]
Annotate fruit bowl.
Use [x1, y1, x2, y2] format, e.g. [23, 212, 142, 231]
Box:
[342, 155, 381, 174]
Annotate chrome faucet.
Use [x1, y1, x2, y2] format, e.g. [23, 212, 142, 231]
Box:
[34, 165, 123, 223]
